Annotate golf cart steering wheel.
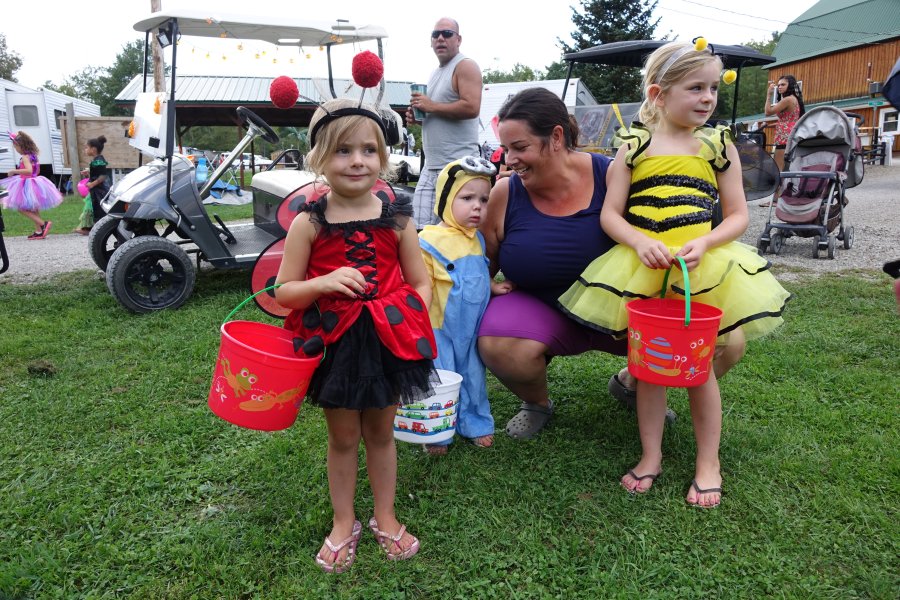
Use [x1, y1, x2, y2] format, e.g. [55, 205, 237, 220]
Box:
[237, 106, 279, 144]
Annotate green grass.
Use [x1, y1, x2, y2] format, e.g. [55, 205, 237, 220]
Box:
[1, 196, 253, 237]
[0, 270, 897, 599]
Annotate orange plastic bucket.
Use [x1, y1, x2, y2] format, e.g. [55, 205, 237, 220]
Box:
[625, 258, 722, 388]
[208, 287, 321, 431]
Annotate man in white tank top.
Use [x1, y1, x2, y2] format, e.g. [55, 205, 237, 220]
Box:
[408, 17, 482, 228]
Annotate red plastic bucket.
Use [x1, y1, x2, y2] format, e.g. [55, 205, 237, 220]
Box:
[208, 287, 321, 431]
[625, 258, 723, 388]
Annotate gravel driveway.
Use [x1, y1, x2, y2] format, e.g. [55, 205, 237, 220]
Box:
[1, 165, 897, 286]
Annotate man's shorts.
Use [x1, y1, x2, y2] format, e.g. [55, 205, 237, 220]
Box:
[412, 168, 440, 229]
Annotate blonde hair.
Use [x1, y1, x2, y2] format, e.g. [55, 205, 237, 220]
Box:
[305, 98, 394, 179]
[638, 41, 722, 129]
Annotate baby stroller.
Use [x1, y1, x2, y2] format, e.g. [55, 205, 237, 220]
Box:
[757, 106, 864, 259]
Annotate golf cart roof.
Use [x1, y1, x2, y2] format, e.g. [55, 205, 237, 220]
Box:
[133, 10, 389, 46]
[564, 40, 775, 69]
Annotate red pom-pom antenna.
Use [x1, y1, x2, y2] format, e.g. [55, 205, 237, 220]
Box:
[270, 76, 299, 109]
[352, 51, 384, 89]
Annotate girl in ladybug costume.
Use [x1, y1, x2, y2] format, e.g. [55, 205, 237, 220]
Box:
[275, 98, 436, 572]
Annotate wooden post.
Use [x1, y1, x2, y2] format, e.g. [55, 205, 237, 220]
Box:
[151, 0, 165, 93]
[64, 102, 80, 184]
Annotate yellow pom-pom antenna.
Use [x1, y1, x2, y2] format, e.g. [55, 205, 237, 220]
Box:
[693, 37, 708, 52]
[722, 69, 737, 85]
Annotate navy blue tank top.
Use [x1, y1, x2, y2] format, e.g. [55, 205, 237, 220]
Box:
[498, 153, 616, 305]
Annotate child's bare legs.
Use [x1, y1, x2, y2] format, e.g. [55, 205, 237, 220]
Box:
[621, 381, 667, 493]
[361, 404, 417, 553]
[19, 209, 45, 231]
[685, 373, 723, 507]
[319, 408, 363, 567]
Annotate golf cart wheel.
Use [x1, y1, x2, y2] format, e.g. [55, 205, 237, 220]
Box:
[843, 225, 854, 249]
[89, 215, 159, 271]
[812, 235, 821, 259]
[770, 232, 784, 255]
[756, 236, 768, 255]
[827, 235, 836, 259]
[106, 236, 195, 313]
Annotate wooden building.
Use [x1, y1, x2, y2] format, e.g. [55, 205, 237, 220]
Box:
[758, 0, 900, 160]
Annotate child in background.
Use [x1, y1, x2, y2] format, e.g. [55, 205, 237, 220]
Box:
[418, 156, 512, 455]
[558, 39, 791, 508]
[0, 131, 62, 239]
[275, 98, 436, 572]
[75, 135, 110, 233]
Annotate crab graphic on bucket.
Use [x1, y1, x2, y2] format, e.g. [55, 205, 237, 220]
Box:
[208, 320, 321, 431]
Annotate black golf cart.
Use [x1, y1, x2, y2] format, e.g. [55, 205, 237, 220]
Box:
[559, 39, 782, 219]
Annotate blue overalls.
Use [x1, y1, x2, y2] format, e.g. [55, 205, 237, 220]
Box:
[419, 235, 493, 444]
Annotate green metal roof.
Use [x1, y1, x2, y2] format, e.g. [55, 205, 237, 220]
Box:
[767, 0, 900, 69]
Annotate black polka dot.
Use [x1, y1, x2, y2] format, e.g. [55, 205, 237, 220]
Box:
[321, 311, 339, 332]
[406, 294, 423, 311]
[302, 307, 321, 329]
[292, 337, 305, 353]
[447, 263, 455, 271]
[416, 337, 433, 359]
[375, 190, 391, 202]
[265, 276, 277, 296]
[302, 336, 324, 356]
[385, 305, 403, 325]
[289, 195, 306, 212]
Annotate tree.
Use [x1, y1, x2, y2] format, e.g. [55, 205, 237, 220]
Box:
[545, 0, 660, 103]
[483, 64, 545, 84]
[0, 33, 23, 82]
[712, 32, 780, 122]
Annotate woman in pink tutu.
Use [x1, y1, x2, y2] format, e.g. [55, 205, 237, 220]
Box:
[1, 131, 63, 239]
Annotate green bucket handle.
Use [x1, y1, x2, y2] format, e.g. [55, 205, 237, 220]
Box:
[221, 284, 325, 360]
[223, 283, 283, 326]
[658, 256, 691, 327]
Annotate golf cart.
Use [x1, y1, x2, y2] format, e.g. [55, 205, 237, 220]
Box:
[559, 39, 782, 216]
[95, 10, 406, 312]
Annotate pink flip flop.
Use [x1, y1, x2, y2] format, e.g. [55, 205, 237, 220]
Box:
[368, 517, 420, 560]
[315, 520, 362, 573]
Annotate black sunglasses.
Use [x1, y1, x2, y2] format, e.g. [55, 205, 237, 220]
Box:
[431, 29, 457, 39]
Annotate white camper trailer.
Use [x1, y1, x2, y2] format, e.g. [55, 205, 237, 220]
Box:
[477, 79, 596, 149]
[0, 78, 101, 180]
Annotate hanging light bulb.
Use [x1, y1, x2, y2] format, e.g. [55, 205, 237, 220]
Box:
[222, 54, 227, 60]
[205, 52, 210, 59]
[220, 33, 227, 39]
[237, 43, 243, 50]
[255, 52, 260, 59]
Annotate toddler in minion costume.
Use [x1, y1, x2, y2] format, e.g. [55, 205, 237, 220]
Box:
[419, 157, 513, 454]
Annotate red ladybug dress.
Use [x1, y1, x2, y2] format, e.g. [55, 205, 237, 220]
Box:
[284, 194, 437, 410]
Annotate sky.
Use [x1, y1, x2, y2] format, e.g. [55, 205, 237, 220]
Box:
[5, 0, 822, 91]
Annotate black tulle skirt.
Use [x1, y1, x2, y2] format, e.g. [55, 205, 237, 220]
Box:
[306, 309, 438, 410]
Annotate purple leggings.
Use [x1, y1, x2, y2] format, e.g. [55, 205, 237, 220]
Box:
[478, 290, 625, 357]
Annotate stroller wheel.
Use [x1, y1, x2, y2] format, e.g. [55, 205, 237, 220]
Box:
[827, 235, 836, 259]
[843, 225, 854, 250]
[756, 237, 768, 255]
[812, 235, 821, 259]
[770, 233, 784, 255]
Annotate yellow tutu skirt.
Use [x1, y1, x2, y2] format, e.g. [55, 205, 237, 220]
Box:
[558, 242, 791, 342]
